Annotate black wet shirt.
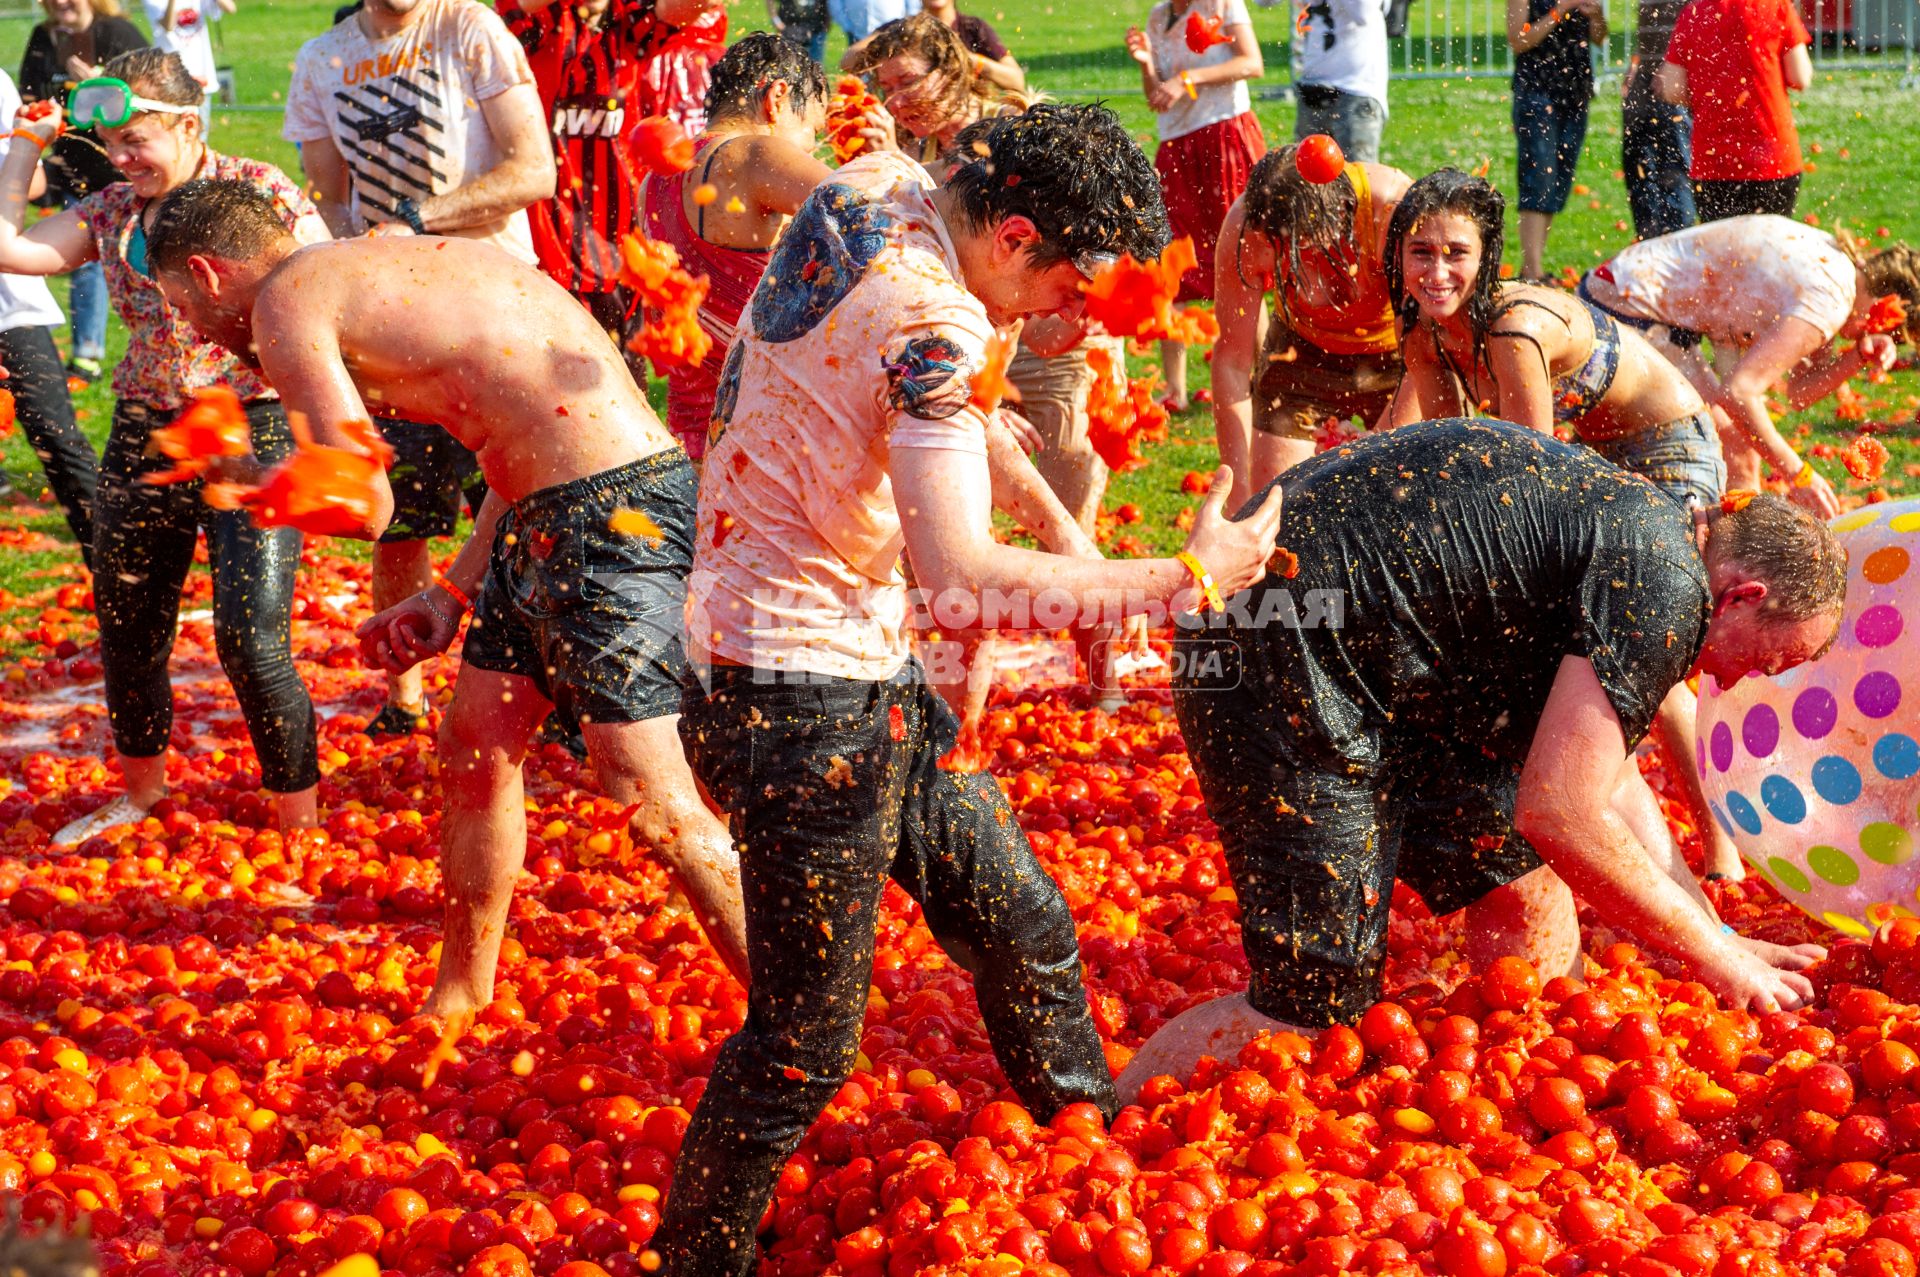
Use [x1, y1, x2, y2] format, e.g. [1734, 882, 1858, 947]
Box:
[1228, 419, 1710, 771]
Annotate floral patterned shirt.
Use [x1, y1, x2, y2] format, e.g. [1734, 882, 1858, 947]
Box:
[75, 148, 316, 413]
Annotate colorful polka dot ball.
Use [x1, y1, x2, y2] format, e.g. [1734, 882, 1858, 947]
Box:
[1698, 497, 1920, 938]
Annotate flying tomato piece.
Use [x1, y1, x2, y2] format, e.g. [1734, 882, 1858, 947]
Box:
[1184, 10, 1231, 51]
[629, 115, 696, 177]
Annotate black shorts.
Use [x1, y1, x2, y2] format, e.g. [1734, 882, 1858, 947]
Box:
[461, 449, 696, 726]
[377, 419, 489, 543]
[1172, 633, 1542, 1028]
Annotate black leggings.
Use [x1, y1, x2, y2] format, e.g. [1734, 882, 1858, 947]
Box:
[94, 399, 319, 793]
[0, 325, 96, 565]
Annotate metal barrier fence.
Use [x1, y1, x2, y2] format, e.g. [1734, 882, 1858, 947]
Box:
[1034, 0, 1918, 96]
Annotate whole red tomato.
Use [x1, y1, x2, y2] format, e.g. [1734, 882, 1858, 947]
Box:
[1295, 133, 1346, 184]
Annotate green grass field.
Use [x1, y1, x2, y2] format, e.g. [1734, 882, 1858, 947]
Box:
[0, 0, 1916, 605]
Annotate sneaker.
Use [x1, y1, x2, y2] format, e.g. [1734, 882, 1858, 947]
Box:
[52, 795, 152, 847]
[65, 356, 101, 385]
[365, 702, 428, 738]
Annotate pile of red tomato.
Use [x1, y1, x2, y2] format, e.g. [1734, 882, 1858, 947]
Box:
[0, 539, 1916, 1277]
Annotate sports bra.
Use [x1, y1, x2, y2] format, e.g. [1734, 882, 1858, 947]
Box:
[1435, 293, 1622, 424]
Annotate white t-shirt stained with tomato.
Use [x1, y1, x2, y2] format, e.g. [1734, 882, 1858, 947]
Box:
[688, 152, 997, 681]
[1602, 214, 1857, 344]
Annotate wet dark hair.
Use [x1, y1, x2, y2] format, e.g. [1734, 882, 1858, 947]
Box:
[705, 31, 830, 123]
[102, 48, 203, 111]
[146, 178, 291, 277]
[1709, 493, 1849, 623]
[936, 114, 1000, 176]
[1242, 144, 1361, 323]
[1384, 168, 1507, 380]
[943, 102, 1169, 268]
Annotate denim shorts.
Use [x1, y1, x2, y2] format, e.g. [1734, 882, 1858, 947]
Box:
[376, 419, 489, 543]
[1513, 88, 1590, 215]
[1294, 86, 1384, 164]
[463, 448, 696, 725]
[1590, 409, 1727, 511]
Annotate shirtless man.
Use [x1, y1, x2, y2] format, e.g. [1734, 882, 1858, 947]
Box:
[144, 177, 748, 1012]
[1211, 143, 1410, 510]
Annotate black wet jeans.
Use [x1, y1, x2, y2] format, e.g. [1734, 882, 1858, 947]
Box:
[0, 325, 95, 564]
[93, 399, 319, 793]
[655, 664, 1115, 1277]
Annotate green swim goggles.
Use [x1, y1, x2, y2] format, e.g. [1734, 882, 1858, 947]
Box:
[65, 76, 200, 130]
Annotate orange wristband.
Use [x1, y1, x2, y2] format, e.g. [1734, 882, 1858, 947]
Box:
[436, 579, 473, 613]
[9, 129, 48, 152]
[1176, 551, 1224, 613]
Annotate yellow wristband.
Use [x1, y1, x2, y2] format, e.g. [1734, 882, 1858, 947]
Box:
[1793, 460, 1815, 487]
[8, 129, 47, 152]
[1177, 551, 1225, 613]
[1180, 70, 1198, 99]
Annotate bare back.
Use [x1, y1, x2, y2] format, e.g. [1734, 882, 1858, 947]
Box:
[251, 236, 675, 503]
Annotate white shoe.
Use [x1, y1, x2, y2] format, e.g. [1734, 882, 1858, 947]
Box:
[51, 796, 153, 848]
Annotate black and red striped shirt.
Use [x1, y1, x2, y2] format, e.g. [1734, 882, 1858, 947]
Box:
[502, 0, 726, 297]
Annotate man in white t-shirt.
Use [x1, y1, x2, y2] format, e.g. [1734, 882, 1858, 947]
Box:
[0, 70, 93, 563]
[1291, 0, 1390, 161]
[654, 103, 1285, 1277]
[1581, 213, 1908, 512]
[284, 0, 557, 737]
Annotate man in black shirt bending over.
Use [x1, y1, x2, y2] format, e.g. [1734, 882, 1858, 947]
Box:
[1121, 418, 1845, 1099]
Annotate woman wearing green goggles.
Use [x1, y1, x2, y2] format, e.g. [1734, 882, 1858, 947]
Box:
[0, 47, 333, 851]
[65, 74, 199, 130]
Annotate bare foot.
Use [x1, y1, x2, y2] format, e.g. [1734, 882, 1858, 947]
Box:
[420, 978, 488, 1023]
[1115, 994, 1299, 1105]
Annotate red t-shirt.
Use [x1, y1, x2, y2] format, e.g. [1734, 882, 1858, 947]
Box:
[1664, 0, 1810, 181]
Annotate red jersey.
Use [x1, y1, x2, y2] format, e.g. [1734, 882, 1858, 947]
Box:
[1664, 0, 1810, 182]
[502, 0, 725, 297]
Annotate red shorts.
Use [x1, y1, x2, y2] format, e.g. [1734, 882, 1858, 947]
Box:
[1155, 111, 1265, 304]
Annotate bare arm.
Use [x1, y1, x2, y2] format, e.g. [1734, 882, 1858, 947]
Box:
[1185, 21, 1263, 87]
[985, 415, 1099, 559]
[1654, 61, 1688, 106]
[1782, 42, 1812, 90]
[1486, 326, 1558, 433]
[971, 50, 1026, 93]
[1783, 338, 1874, 409]
[252, 286, 395, 539]
[1210, 200, 1266, 509]
[1515, 656, 1816, 1012]
[299, 134, 361, 238]
[409, 84, 556, 233]
[1508, 0, 1578, 53]
[1388, 325, 1470, 427]
[895, 443, 1284, 628]
[0, 116, 96, 276]
[1718, 317, 1839, 516]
